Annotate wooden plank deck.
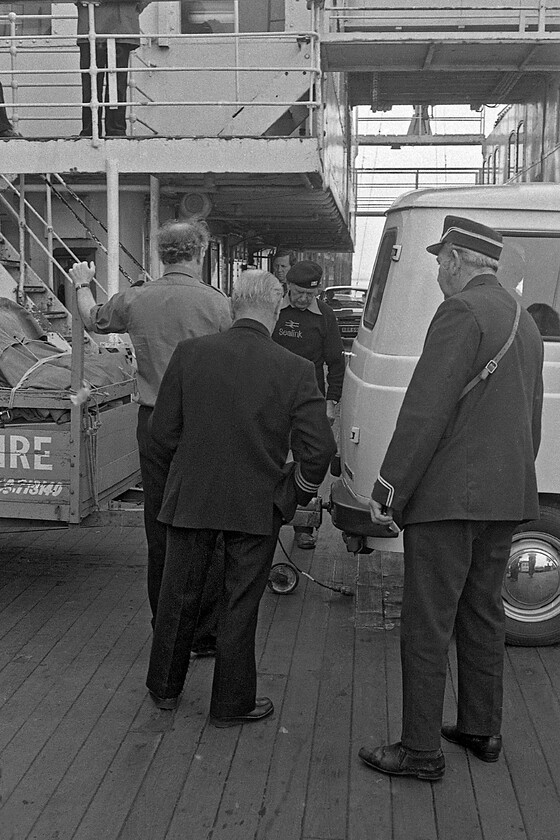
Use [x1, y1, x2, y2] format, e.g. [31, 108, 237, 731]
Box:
[1, 513, 560, 840]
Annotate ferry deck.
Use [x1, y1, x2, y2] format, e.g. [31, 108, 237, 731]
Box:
[2, 2, 560, 837]
[1, 483, 560, 840]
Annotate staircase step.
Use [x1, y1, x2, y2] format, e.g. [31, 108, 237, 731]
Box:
[45, 311, 68, 320]
[24, 284, 48, 294]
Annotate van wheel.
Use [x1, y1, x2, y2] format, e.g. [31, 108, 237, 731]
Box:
[503, 505, 560, 646]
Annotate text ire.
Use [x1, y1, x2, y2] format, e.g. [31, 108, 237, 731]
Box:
[0, 435, 53, 471]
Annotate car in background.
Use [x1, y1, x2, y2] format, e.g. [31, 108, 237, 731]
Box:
[320, 285, 368, 349]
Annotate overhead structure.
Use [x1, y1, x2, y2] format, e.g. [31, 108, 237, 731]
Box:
[320, 1, 560, 109]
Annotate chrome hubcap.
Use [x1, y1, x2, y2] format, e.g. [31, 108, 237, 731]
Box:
[503, 532, 560, 624]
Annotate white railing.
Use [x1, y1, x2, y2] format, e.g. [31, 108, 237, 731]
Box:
[358, 110, 485, 136]
[0, 170, 149, 303]
[355, 166, 482, 215]
[325, 1, 560, 34]
[0, 3, 322, 143]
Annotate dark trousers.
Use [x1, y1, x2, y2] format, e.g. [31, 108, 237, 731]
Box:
[146, 511, 282, 716]
[136, 405, 223, 644]
[79, 42, 135, 136]
[400, 519, 516, 751]
[0, 81, 12, 132]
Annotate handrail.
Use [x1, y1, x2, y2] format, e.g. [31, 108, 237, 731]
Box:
[0, 173, 102, 295]
[324, 0, 560, 34]
[0, 170, 151, 298]
[355, 166, 482, 214]
[0, 5, 323, 141]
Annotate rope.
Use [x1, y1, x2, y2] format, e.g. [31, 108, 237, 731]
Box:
[8, 350, 72, 409]
[83, 399, 101, 510]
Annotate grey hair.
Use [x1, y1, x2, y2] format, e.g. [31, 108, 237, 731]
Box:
[454, 246, 499, 273]
[157, 219, 210, 265]
[232, 270, 283, 314]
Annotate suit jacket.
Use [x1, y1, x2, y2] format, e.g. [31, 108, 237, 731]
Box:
[151, 319, 337, 535]
[371, 275, 544, 526]
[76, 1, 147, 44]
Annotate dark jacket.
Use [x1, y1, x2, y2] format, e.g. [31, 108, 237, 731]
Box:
[76, 0, 147, 45]
[371, 275, 544, 526]
[272, 298, 345, 401]
[151, 319, 337, 534]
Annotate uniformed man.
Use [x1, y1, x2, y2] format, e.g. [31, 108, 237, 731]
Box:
[358, 216, 544, 780]
[69, 219, 232, 654]
[272, 260, 345, 549]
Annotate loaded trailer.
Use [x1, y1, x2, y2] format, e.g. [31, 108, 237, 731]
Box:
[0, 295, 142, 534]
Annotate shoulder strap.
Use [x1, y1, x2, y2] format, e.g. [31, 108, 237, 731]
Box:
[458, 301, 521, 401]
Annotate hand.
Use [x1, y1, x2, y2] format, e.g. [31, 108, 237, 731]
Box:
[369, 498, 394, 525]
[326, 399, 338, 425]
[69, 261, 95, 287]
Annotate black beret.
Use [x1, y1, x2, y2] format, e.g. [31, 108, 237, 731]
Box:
[286, 261, 323, 288]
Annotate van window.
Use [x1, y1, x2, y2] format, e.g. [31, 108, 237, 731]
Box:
[363, 228, 397, 330]
[499, 233, 560, 340]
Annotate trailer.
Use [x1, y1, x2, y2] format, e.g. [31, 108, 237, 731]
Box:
[0, 296, 142, 534]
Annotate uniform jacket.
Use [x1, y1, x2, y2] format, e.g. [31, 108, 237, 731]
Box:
[76, 1, 149, 44]
[272, 297, 345, 401]
[91, 269, 232, 406]
[151, 318, 337, 534]
[371, 274, 544, 526]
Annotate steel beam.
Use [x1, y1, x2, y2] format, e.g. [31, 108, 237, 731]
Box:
[357, 133, 484, 146]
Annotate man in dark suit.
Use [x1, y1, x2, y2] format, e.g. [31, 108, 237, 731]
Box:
[75, 0, 151, 137]
[358, 216, 544, 780]
[146, 269, 337, 725]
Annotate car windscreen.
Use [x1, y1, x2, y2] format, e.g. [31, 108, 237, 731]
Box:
[324, 289, 366, 307]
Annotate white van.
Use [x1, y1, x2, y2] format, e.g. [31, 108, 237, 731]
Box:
[330, 183, 560, 646]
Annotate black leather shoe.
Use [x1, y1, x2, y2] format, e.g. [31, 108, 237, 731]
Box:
[441, 725, 502, 762]
[149, 691, 179, 711]
[209, 697, 274, 728]
[358, 741, 445, 780]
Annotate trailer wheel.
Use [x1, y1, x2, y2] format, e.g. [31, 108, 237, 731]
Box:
[503, 505, 560, 646]
[267, 563, 299, 594]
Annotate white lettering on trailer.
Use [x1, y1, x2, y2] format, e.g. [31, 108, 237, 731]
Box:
[0, 479, 62, 496]
[0, 435, 53, 471]
[9, 436, 30, 469]
[33, 437, 53, 471]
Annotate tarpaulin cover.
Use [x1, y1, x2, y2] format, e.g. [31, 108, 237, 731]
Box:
[0, 298, 135, 422]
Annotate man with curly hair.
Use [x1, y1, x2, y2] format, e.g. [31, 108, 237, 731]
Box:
[69, 220, 232, 647]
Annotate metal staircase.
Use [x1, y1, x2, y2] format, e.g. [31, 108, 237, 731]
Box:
[0, 234, 73, 350]
[0, 168, 152, 352]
